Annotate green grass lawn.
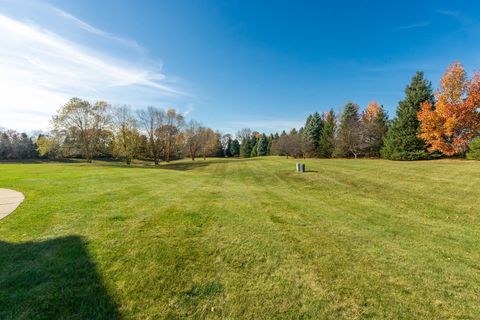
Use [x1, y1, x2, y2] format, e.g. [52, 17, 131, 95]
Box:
[1, 157, 479, 319]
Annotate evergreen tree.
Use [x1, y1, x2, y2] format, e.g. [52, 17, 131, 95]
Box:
[257, 134, 269, 156]
[213, 137, 225, 157]
[266, 134, 274, 155]
[0, 130, 38, 159]
[0, 132, 12, 159]
[18, 133, 37, 158]
[318, 109, 336, 158]
[250, 132, 259, 152]
[360, 102, 389, 157]
[467, 137, 480, 160]
[381, 72, 434, 160]
[334, 102, 361, 158]
[240, 137, 253, 157]
[305, 114, 313, 129]
[303, 112, 323, 156]
[230, 139, 240, 156]
[225, 137, 233, 157]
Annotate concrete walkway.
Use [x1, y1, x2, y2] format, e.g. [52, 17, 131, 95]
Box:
[0, 189, 24, 220]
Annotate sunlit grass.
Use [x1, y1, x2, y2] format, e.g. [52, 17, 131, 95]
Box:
[0, 157, 479, 319]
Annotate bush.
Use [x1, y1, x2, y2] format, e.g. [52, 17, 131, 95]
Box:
[467, 137, 480, 160]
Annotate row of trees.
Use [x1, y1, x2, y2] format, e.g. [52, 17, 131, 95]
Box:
[266, 61, 480, 160]
[2, 61, 480, 163]
[0, 129, 38, 160]
[36, 98, 226, 164]
[264, 101, 387, 159]
[384, 62, 480, 160]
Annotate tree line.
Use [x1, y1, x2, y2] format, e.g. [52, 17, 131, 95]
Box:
[1, 60, 480, 162]
[0, 129, 38, 160]
[33, 98, 226, 164]
[266, 61, 480, 160]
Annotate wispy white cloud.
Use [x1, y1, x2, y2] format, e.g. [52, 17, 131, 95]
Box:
[182, 103, 194, 116]
[396, 21, 430, 31]
[50, 6, 144, 53]
[436, 9, 480, 37]
[437, 9, 461, 18]
[0, 6, 185, 131]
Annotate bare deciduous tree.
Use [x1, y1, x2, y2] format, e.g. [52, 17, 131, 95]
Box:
[184, 120, 204, 160]
[137, 106, 165, 165]
[236, 128, 252, 143]
[112, 105, 140, 165]
[271, 133, 310, 158]
[201, 128, 218, 160]
[52, 97, 110, 162]
[161, 108, 185, 162]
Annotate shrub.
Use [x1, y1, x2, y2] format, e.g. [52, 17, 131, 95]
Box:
[467, 137, 480, 160]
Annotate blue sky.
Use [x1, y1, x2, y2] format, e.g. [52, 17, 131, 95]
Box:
[1, 0, 480, 133]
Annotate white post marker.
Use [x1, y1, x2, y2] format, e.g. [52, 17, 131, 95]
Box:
[0, 189, 24, 220]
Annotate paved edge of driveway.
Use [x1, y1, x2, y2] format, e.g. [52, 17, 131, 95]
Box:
[0, 189, 25, 221]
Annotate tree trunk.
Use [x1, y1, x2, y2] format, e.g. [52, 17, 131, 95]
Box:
[166, 137, 171, 163]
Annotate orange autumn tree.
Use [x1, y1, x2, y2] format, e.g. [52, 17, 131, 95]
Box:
[363, 101, 382, 120]
[361, 101, 388, 157]
[417, 61, 480, 156]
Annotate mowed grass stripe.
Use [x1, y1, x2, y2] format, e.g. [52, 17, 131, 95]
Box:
[0, 158, 479, 319]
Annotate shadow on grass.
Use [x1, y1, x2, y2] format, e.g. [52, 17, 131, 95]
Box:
[0, 157, 257, 172]
[161, 158, 255, 171]
[0, 159, 77, 164]
[0, 236, 120, 320]
[86, 158, 251, 171]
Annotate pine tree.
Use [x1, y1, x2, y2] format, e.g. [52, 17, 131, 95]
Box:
[250, 146, 257, 157]
[250, 133, 259, 156]
[360, 102, 388, 157]
[318, 109, 336, 158]
[230, 139, 240, 156]
[381, 72, 433, 160]
[266, 134, 274, 155]
[334, 102, 361, 158]
[303, 112, 323, 156]
[257, 134, 269, 156]
[240, 137, 252, 158]
[214, 139, 225, 157]
[225, 137, 233, 157]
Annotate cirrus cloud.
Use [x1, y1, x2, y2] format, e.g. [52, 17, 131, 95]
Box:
[0, 4, 186, 132]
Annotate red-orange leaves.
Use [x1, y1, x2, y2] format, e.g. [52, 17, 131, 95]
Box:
[362, 101, 382, 122]
[417, 61, 480, 156]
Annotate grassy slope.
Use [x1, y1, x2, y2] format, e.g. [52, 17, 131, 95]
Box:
[0, 157, 479, 319]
